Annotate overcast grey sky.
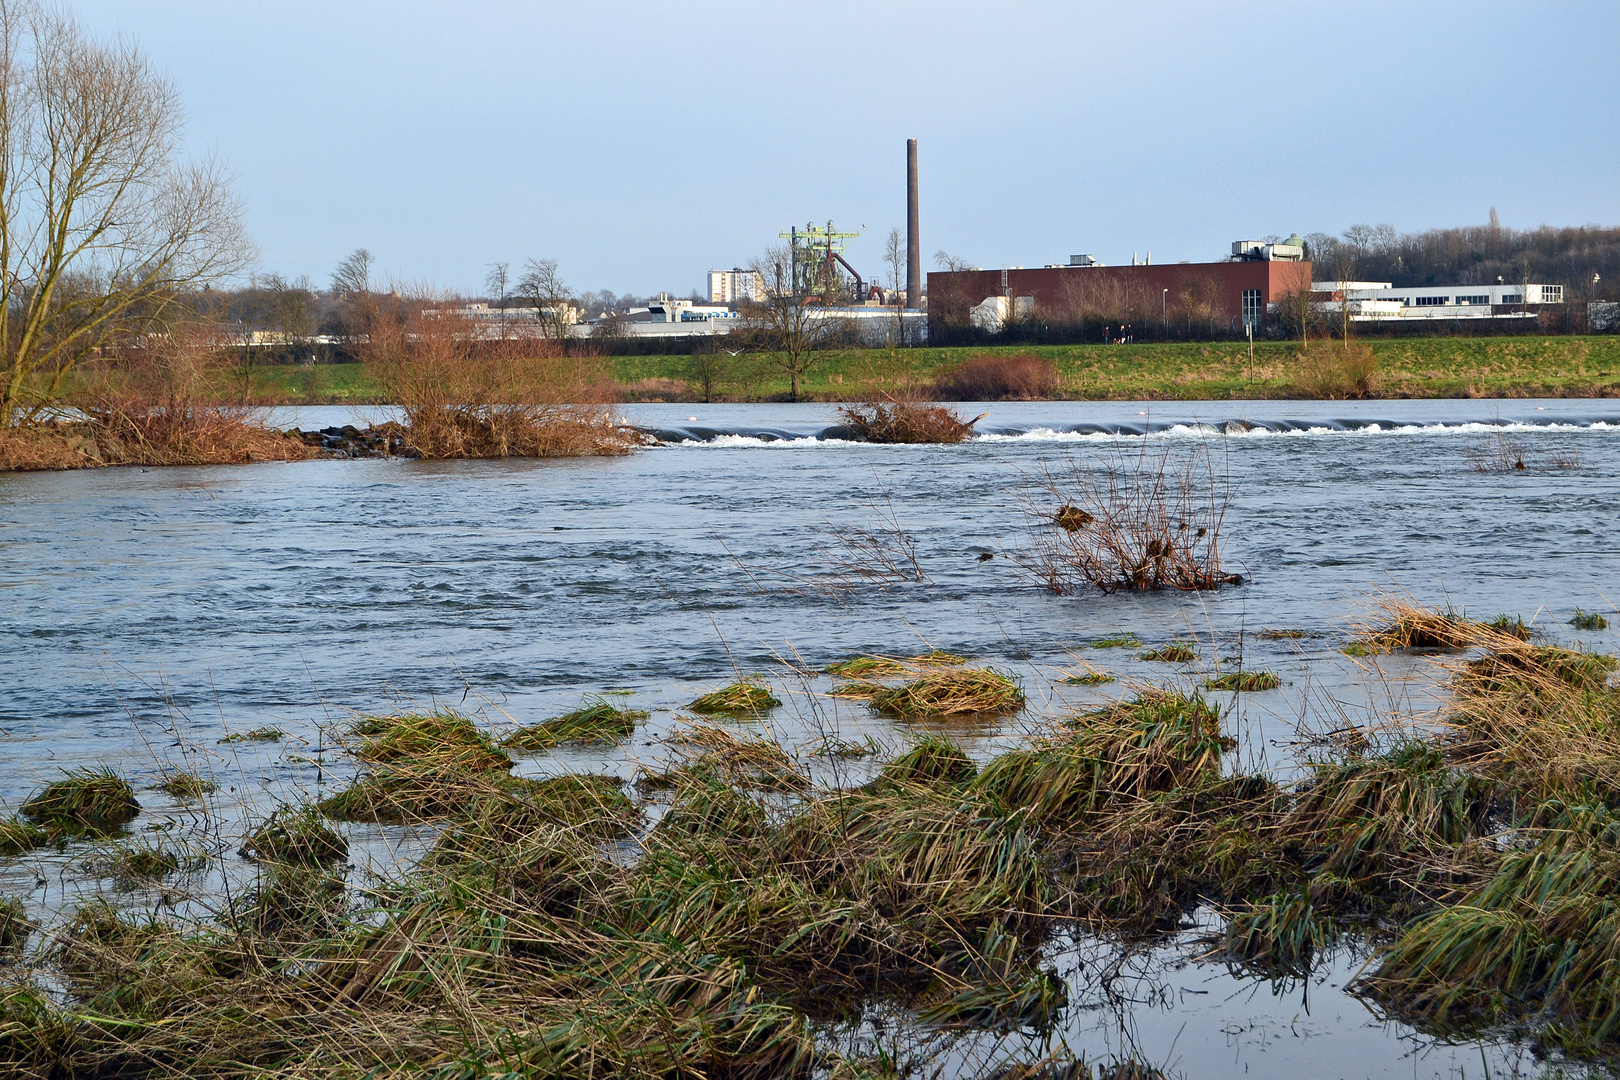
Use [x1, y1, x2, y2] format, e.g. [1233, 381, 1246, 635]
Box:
[74, 1, 1620, 297]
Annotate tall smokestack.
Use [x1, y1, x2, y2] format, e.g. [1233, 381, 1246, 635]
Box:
[906, 138, 921, 310]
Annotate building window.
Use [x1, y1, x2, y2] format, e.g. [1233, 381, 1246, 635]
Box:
[1457, 294, 1489, 305]
[1414, 295, 1449, 306]
[1541, 285, 1564, 303]
[1241, 289, 1262, 327]
[1502, 294, 1523, 305]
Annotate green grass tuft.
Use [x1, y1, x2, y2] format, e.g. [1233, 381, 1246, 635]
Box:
[218, 726, 284, 743]
[239, 807, 348, 865]
[154, 770, 217, 799]
[19, 768, 139, 830]
[502, 697, 648, 751]
[1204, 670, 1282, 692]
[0, 818, 51, 856]
[1139, 642, 1197, 663]
[1090, 631, 1141, 649]
[1572, 608, 1610, 631]
[689, 679, 782, 714]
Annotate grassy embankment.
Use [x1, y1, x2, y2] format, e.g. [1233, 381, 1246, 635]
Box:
[240, 337, 1620, 404]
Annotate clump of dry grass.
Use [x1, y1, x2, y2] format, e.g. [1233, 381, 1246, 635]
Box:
[1353, 598, 1489, 652]
[837, 397, 979, 444]
[1572, 608, 1610, 631]
[1295, 342, 1378, 399]
[218, 726, 283, 743]
[1016, 443, 1237, 594]
[867, 667, 1025, 719]
[0, 896, 29, 954]
[656, 720, 811, 794]
[689, 679, 781, 715]
[501, 697, 647, 751]
[1139, 642, 1197, 663]
[19, 768, 139, 831]
[825, 650, 966, 678]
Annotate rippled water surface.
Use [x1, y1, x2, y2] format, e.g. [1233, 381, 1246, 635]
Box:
[3, 398, 1618, 1078]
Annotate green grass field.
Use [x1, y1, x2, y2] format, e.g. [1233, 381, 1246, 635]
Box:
[238, 336, 1620, 405]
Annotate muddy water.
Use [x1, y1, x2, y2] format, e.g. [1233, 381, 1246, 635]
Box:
[1, 399, 1617, 1078]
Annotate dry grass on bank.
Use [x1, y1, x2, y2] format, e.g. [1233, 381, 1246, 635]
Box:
[932, 353, 1060, 401]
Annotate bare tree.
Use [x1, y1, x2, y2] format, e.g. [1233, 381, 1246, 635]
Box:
[738, 243, 847, 401]
[485, 261, 510, 338]
[330, 249, 374, 299]
[934, 250, 976, 273]
[0, 2, 254, 424]
[883, 226, 910, 348]
[515, 258, 575, 340]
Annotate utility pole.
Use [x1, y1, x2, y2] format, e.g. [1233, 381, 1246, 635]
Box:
[1246, 320, 1254, 382]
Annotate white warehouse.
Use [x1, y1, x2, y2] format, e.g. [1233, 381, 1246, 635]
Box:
[1313, 280, 1564, 321]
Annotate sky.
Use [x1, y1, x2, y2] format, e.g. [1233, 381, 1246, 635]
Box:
[73, 0, 1620, 298]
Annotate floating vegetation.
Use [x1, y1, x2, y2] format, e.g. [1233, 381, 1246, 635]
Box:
[1204, 670, 1282, 692]
[837, 398, 978, 443]
[828, 679, 885, 699]
[1090, 631, 1141, 649]
[0, 818, 51, 856]
[1572, 607, 1610, 631]
[688, 679, 782, 714]
[154, 770, 217, 799]
[501, 696, 648, 751]
[1062, 671, 1116, 685]
[825, 650, 965, 677]
[19, 767, 139, 830]
[867, 667, 1025, 719]
[218, 726, 284, 743]
[239, 807, 348, 865]
[1139, 642, 1197, 663]
[1257, 628, 1309, 640]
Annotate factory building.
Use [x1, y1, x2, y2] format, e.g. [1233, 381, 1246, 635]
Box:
[1312, 280, 1564, 321]
[928, 238, 1314, 332]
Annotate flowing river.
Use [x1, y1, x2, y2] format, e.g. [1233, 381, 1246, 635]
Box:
[2, 398, 1617, 1079]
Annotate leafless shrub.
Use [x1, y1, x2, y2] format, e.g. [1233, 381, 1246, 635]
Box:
[1464, 431, 1528, 473]
[1296, 343, 1379, 399]
[1013, 442, 1237, 594]
[932, 353, 1059, 401]
[838, 397, 977, 443]
[362, 303, 637, 458]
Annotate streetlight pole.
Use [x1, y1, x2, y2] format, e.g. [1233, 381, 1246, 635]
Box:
[1162, 289, 1168, 338]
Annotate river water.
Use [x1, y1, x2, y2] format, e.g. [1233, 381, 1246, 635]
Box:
[2, 399, 1617, 1078]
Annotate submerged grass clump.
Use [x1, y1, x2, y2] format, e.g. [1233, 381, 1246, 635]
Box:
[1062, 671, 1115, 685]
[825, 650, 965, 677]
[239, 807, 349, 866]
[218, 726, 284, 743]
[867, 667, 1025, 719]
[154, 770, 216, 800]
[1572, 607, 1610, 631]
[19, 768, 139, 830]
[501, 697, 648, 751]
[0, 818, 51, 856]
[1204, 670, 1282, 692]
[1139, 642, 1197, 663]
[1090, 631, 1141, 649]
[1257, 628, 1310, 640]
[689, 679, 782, 714]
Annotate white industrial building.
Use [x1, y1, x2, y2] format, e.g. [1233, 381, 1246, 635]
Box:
[1312, 280, 1564, 321]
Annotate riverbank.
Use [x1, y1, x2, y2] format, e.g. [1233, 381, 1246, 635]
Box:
[235, 337, 1620, 404]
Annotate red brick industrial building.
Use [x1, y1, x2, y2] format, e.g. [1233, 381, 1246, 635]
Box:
[927, 246, 1314, 332]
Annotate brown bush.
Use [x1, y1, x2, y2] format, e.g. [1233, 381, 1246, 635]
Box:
[932, 353, 1059, 400]
[1295, 343, 1379, 399]
[3, 326, 313, 472]
[362, 305, 638, 459]
[837, 398, 978, 443]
